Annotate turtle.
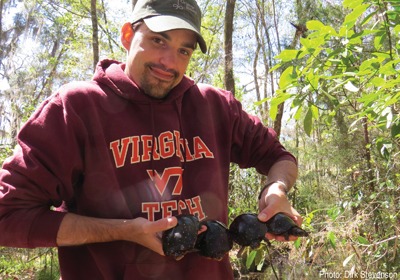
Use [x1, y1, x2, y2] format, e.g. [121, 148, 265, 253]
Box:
[195, 220, 233, 260]
[229, 213, 309, 248]
[162, 214, 200, 259]
[265, 212, 309, 240]
[228, 213, 267, 249]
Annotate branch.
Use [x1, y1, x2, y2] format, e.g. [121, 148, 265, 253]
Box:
[356, 235, 400, 247]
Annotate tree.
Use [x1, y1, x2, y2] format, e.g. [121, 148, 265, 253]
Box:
[132, 0, 138, 10]
[224, 0, 235, 94]
[0, 0, 127, 148]
[91, 0, 99, 70]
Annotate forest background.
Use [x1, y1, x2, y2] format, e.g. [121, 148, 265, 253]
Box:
[0, 0, 399, 279]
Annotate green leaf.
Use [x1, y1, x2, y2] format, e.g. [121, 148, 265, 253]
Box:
[344, 4, 370, 29]
[254, 97, 268, 107]
[293, 105, 303, 121]
[270, 92, 292, 120]
[380, 60, 400, 75]
[279, 66, 298, 89]
[394, 24, 400, 34]
[361, 10, 377, 26]
[374, 31, 387, 50]
[270, 63, 282, 72]
[327, 231, 337, 249]
[357, 92, 380, 105]
[384, 93, 400, 107]
[293, 238, 301, 249]
[371, 77, 385, 87]
[271, 93, 292, 107]
[327, 205, 342, 220]
[270, 104, 278, 121]
[311, 104, 319, 119]
[306, 71, 319, 89]
[323, 91, 339, 105]
[357, 236, 370, 245]
[306, 20, 338, 36]
[246, 250, 257, 270]
[372, 52, 392, 60]
[343, 0, 363, 8]
[307, 20, 326, 31]
[275, 50, 302, 62]
[359, 58, 381, 74]
[254, 249, 265, 271]
[392, 121, 400, 138]
[304, 107, 313, 136]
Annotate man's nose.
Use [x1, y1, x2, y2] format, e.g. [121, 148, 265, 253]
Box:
[159, 48, 178, 69]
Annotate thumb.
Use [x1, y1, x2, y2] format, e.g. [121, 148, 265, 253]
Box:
[257, 210, 274, 223]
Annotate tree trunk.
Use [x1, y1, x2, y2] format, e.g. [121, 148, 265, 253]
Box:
[361, 117, 374, 192]
[224, 0, 235, 95]
[91, 0, 99, 71]
[0, 0, 4, 47]
[132, 0, 138, 11]
[273, 103, 284, 137]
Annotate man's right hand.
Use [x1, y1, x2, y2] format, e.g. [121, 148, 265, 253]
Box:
[57, 213, 178, 256]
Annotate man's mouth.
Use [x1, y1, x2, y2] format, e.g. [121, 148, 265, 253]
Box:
[148, 64, 178, 82]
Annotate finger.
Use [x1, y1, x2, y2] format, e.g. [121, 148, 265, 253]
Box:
[143, 217, 177, 234]
[198, 225, 207, 235]
[265, 232, 275, 240]
[293, 215, 303, 227]
[257, 210, 269, 222]
[265, 232, 299, 242]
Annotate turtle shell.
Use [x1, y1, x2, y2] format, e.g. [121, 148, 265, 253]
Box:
[162, 214, 200, 259]
[195, 220, 233, 260]
[229, 213, 267, 249]
[265, 213, 309, 240]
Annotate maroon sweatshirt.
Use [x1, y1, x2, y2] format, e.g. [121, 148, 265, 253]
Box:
[0, 59, 296, 279]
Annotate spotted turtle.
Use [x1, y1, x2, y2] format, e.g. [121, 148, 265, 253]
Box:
[162, 214, 200, 259]
[265, 212, 309, 240]
[229, 213, 267, 249]
[229, 212, 309, 248]
[195, 220, 233, 260]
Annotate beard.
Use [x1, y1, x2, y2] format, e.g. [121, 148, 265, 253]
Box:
[140, 63, 181, 99]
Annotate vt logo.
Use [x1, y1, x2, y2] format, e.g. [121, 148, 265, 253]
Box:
[147, 167, 184, 196]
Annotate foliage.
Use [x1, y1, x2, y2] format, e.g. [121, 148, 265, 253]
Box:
[187, 0, 225, 85]
[271, 0, 400, 142]
[234, 0, 400, 278]
[0, 248, 59, 280]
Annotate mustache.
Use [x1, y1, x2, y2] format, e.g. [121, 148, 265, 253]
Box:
[146, 63, 179, 78]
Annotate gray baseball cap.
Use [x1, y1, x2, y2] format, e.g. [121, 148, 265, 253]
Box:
[131, 0, 207, 53]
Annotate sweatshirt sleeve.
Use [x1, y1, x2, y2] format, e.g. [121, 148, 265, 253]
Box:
[228, 93, 297, 175]
[0, 91, 85, 248]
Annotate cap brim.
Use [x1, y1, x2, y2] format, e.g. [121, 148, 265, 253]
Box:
[144, 16, 207, 53]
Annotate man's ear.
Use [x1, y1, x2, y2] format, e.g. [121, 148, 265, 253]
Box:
[121, 22, 134, 50]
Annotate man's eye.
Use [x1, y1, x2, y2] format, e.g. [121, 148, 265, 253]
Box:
[153, 37, 164, 45]
[180, 49, 194, 57]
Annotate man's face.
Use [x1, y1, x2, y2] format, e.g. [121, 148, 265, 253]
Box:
[122, 23, 197, 99]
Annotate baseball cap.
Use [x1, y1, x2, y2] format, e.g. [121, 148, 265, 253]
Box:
[131, 0, 207, 53]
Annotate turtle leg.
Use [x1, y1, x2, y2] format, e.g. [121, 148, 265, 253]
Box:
[284, 232, 290, 241]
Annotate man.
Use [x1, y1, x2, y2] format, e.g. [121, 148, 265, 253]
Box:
[0, 0, 301, 279]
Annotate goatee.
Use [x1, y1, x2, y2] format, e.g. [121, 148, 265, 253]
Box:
[140, 63, 180, 99]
